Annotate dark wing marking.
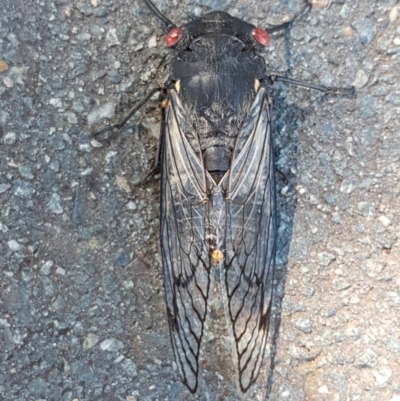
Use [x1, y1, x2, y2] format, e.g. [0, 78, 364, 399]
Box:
[223, 87, 276, 391]
[160, 90, 211, 393]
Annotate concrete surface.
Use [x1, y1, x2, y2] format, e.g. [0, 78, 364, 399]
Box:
[0, 0, 399, 400]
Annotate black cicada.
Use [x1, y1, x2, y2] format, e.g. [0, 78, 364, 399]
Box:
[95, 0, 354, 396]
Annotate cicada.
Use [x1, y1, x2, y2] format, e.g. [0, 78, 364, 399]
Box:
[95, 0, 354, 395]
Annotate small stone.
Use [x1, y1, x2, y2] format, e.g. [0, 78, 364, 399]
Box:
[13, 179, 34, 199]
[378, 216, 391, 227]
[353, 70, 368, 89]
[357, 348, 377, 368]
[116, 175, 131, 193]
[107, 69, 122, 83]
[318, 252, 335, 267]
[106, 28, 120, 47]
[90, 139, 103, 148]
[378, 31, 396, 52]
[40, 260, 54, 275]
[386, 91, 400, 106]
[72, 189, 85, 225]
[324, 194, 337, 205]
[302, 287, 315, 298]
[56, 267, 66, 275]
[49, 160, 60, 172]
[4, 132, 17, 145]
[294, 318, 312, 334]
[52, 295, 65, 310]
[342, 26, 355, 38]
[363, 260, 384, 278]
[79, 143, 91, 153]
[340, 178, 357, 194]
[0, 318, 10, 328]
[360, 179, 373, 189]
[87, 102, 116, 125]
[94, 6, 108, 17]
[47, 193, 64, 214]
[345, 325, 360, 339]
[126, 201, 137, 211]
[80, 167, 93, 176]
[49, 98, 63, 108]
[140, 70, 152, 82]
[372, 366, 392, 387]
[71, 64, 88, 79]
[318, 385, 329, 394]
[389, 6, 398, 23]
[310, 0, 329, 8]
[289, 344, 320, 361]
[28, 378, 48, 396]
[333, 279, 351, 291]
[8, 239, 21, 251]
[18, 165, 34, 180]
[121, 358, 138, 378]
[0, 59, 9, 73]
[332, 212, 341, 224]
[114, 355, 125, 364]
[123, 280, 134, 289]
[92, 70, 107, 81]
[100, 338, 124, 352]
[113, 249, 130, 267]
[352, 18, 376, 45]
[77, 32, 91, 41]
[3, 76, 13, 87]
[297, 186, 306, 195]
[83, 333, 100, 350]
[148, 35, 157, 48]
[358, 201, 374, 218]
[0, 184, 11, 193]
[67, 112, 78, 124]
[292, 22, 308, 41]
[7, 33, 19, 47]
[346, 137, 355, 156]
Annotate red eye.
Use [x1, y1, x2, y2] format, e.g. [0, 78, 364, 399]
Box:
[252, 27, 269, 47]
[166, 28, 183, 47]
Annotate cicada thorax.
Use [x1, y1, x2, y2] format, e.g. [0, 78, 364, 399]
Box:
[171, 33, 266, 184]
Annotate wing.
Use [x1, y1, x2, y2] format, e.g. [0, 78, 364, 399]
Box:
[160, 90, 212, 393]
[223, 87, 276, 391]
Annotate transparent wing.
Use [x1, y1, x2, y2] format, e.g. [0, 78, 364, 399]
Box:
[161, 87, 276, 394]
[224, 87, 276, 391]
[160, 90, 211, 393]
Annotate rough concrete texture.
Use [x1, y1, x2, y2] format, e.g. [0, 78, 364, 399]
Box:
[0, 0, 399, 400]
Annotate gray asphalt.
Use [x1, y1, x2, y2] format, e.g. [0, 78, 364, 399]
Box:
[1, 0, 399, 400]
